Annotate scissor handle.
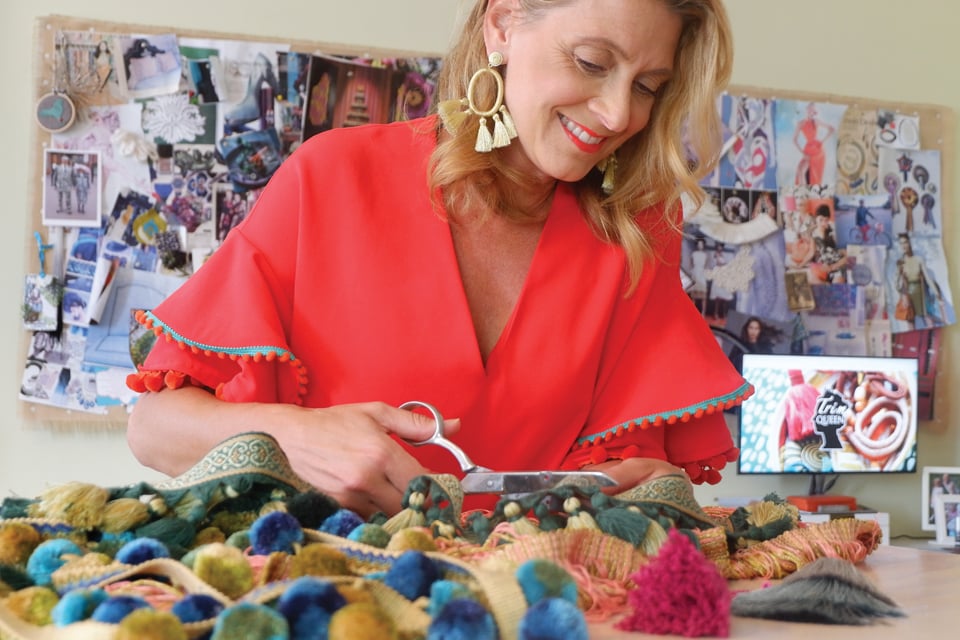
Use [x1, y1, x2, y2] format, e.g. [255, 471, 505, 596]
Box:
[399, 400, 477, 473]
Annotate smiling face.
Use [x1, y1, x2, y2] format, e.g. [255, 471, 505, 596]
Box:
[485, 0, 682, 185]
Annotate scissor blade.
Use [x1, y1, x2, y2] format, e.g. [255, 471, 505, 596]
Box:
[459, 470, 617, 495]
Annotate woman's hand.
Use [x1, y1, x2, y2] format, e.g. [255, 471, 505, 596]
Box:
[583, 457, 689, 494]
[273, 401, 460, 517]
[128, 389, 460, 519]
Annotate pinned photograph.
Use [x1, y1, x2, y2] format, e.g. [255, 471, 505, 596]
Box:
[42, 149, 102, 228]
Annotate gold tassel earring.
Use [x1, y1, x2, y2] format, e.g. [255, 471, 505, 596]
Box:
[597, 154, 617, 195]
[438, 51, 517, 153]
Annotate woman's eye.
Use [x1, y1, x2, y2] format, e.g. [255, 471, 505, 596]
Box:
[633, 81, 657, 97]
[575, 56, 606, 73]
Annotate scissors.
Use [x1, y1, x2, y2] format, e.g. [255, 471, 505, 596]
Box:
[400, 400, 618, 495]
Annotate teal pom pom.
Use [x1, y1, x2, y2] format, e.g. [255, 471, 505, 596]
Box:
[318, 509, 364, 538]
[115, 537, 171, 564]
[427, 580, 474, 617]
[383, 550, 439, 600]
[428, 598, 497, 640]
[249, 511, 304, 554]
[26, 538, 84, 586]
[171, 593, 225, 623]
[347, 523, 391, 548]
[211, 602, 289, 640]
[90, 595, 152, 623]
[51, 589, 108, 626]
[276, 576, 346, 639]
[515, 559, 578, 606]
[518, 598, 587, 640]
[225, 529, 251, 550]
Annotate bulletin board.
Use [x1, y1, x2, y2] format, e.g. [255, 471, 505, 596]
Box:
[691, 84, 954, 433]
[20, 14, 442, 429]
[20, 15, 955, 432]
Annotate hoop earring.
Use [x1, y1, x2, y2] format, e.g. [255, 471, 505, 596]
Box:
[438, 51, 517, 153]
[597, 154, 617, 195]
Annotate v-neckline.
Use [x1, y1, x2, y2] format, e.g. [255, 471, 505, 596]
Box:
[443, 185, 577, 370]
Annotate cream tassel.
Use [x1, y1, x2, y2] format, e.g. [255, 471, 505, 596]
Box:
[499, 105, 518, 139]
[491, 114, 511, 148]
[475, 116, 494, 153]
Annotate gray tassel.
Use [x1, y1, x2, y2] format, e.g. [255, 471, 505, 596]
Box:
[731, 557, 905, 625]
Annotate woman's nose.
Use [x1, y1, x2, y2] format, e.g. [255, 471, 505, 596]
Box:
[589, 82, 633, 133]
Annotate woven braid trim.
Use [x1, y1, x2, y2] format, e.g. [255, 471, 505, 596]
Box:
[150, 431, 313, 494]
[126, 310, 309, 405]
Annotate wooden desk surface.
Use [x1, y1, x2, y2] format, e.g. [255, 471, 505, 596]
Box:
[588, 545, 960, 638]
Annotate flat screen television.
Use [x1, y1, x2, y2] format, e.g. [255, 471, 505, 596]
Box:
[737, 353, 918, 481]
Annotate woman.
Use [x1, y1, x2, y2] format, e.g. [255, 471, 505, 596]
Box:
[793, 102, 836, 186]
[127, 0, 748, 516]
[688, 237, 709, 314]
[896, 233, 942, 328]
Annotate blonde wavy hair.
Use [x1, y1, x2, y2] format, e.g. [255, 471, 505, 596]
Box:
[427, 0, 733, 291]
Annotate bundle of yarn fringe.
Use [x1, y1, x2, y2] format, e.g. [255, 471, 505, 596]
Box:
[0, 431, 903, 640]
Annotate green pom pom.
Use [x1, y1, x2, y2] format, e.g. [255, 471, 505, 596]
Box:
[4, 585, 60, 625]
[385, 528, 437, 552]
[288, 543, 351, 578]
[116, 608, 188, 640]
[347, 523, 391, 548]
[328, 602, 397, 640]
[192, 543, 254, 599]
[0, 522, 41, 566]
[211, 603, 289, 640]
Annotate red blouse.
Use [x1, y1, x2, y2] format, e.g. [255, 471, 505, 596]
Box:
[129, 117, 750, 488]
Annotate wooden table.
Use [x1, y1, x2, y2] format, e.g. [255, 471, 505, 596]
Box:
[588, 545, 960, 638]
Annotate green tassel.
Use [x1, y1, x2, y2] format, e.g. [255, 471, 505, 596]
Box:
[595, 506, 653, 547]
[134, 517, 196, 558]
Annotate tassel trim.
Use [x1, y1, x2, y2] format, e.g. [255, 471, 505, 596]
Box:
[125, 310, 309, 405]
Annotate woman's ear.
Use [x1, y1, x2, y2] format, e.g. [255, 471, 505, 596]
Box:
[482, 0, 518, 55]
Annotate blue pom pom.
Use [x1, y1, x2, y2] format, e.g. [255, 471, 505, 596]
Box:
[518, 598, 587, 640]
[249, 511, 304, 554]
[26, 539, 84, 586]
[115, 537, 171, 564]
[427, 580, 473, 617]
[428, 598, 497, 640]
[276, 576, 346, 639]
[171, 593, 226, 623]
[90, 595, 152, 623]
[383, 550, 439, 600]
[515, 559, 578, 606]
[51, 589, 108, 626]
[317, 509, 364, 538]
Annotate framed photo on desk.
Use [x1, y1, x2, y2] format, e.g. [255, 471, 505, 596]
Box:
[922, 466, 960, 531]
[933, 494, 960, 546]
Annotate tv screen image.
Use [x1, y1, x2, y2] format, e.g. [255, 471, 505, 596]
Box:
[738, 354, 918, 475]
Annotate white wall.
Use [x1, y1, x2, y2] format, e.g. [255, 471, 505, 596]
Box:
[1, 1, 957, 539]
